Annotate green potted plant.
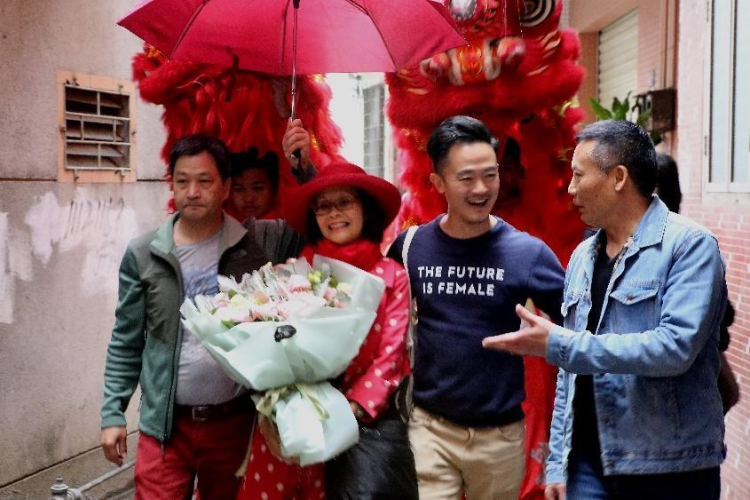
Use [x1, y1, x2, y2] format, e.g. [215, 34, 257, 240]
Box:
[589, 91, 661, 145]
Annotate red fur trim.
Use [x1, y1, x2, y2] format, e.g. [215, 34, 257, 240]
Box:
[131, 46, 343, 213]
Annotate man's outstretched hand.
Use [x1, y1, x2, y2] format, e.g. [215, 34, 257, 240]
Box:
[482, 304, 554, 357]
[545, 483, 566, 500]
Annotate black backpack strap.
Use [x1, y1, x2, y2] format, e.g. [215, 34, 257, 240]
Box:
[394, 225, 419, 423]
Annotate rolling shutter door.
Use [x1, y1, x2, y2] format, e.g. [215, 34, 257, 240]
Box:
[598, 10, 638, 108]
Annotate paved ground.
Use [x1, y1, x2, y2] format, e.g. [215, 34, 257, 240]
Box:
[0, 434, 137, 500]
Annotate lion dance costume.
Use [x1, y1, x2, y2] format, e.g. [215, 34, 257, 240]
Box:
[131, 45, 344, 214]
[131, 0, 584, 494]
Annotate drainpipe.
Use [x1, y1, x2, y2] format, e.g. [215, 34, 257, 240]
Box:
[49, 460, 135, 499]
[49, 477, 71, 499]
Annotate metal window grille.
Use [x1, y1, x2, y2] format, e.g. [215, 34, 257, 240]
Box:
[363, 84, 385, 179]
[64, 85, 131, 176]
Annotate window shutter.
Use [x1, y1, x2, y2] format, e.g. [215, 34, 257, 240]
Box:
[64, 85, 131, 173]
[598, 10, 638, 109]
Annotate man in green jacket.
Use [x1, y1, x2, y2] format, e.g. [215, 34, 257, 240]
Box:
[100, 135, 307, 499]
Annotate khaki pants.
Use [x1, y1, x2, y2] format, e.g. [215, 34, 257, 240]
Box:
[409, 406, 525, 500]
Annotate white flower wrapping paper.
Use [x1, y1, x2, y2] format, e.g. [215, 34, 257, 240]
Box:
[180, 256, 386, 465]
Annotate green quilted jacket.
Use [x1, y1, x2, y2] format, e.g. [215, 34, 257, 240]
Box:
[100, 213, 303, 441]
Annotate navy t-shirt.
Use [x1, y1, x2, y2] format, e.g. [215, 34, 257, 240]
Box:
[388, 216, 564, 427]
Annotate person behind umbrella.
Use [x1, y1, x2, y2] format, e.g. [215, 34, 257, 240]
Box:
[225, 148, 281, 221]
[238, 161, 418, 500]
[226, 119, 317, 222]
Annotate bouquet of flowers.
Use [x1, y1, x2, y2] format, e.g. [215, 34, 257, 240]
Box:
[209, 261, 354, 325]
[180, 255, 385, 465]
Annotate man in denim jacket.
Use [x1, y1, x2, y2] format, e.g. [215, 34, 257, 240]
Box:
[484, 120, 727, 500]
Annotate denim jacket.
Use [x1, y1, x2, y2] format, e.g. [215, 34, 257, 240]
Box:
[545, 197, 727, 483]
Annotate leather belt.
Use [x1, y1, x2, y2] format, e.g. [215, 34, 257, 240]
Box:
[175, 394, 254, 423]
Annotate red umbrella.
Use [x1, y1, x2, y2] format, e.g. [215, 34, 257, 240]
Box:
[119, 0, 464, 140]
[118, 0, 464, 76]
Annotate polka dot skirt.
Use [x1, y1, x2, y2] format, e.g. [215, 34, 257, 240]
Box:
[237, 429, 325, 500]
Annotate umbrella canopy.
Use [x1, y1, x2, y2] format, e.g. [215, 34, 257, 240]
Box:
[118, 0, 465, 75]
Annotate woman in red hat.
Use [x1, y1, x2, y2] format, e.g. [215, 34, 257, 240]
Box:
[238, 161, 418, 500]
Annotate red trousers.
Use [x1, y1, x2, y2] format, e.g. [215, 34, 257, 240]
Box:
[135, 410, 253, 500]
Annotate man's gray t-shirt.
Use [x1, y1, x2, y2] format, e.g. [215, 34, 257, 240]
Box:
[174, 230, 246, 405]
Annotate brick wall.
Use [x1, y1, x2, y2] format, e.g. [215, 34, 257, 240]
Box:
[676, 1, 750, 499]
[636, 1, 664, 91]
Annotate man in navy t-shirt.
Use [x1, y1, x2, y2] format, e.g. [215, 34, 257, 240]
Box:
[388, 116, 564, 500]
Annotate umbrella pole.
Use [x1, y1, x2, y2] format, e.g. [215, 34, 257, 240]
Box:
[290, 0, 300, 121]
[290, 0, 301, 161]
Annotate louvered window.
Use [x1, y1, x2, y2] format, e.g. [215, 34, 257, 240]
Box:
[63, 85, 131, 175]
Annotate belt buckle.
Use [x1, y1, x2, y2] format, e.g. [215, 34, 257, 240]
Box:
[191, 405, 210, 422]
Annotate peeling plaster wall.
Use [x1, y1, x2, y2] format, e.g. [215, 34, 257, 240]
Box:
[24, 190, 139, 294]
[0, 183, 170, 487]
[0, 0, 169, 487]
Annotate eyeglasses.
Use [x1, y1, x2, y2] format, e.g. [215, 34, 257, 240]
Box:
[312, 196, 359, 216]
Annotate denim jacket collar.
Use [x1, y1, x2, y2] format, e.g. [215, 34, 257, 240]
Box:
[631, 195, 669, 250]
[585, 195, 668, 261]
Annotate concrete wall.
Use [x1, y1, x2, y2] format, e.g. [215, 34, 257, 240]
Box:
[569, 0, 639, 32]
[0, 0, 168, 489]
[576, 32, 599, 123]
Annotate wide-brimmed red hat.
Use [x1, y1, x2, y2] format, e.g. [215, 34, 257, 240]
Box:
[285, 161, 401, 234]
